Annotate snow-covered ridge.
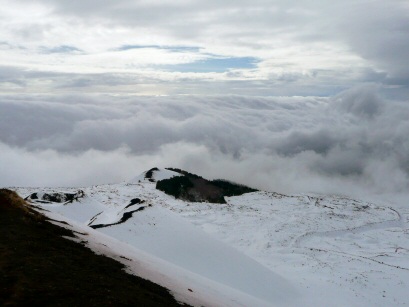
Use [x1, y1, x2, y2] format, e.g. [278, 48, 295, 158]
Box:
[14, 168, 409, 306]
[25, 190, 84, 204]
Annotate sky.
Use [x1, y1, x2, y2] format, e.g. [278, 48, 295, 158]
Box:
[1, 0, 408, 201]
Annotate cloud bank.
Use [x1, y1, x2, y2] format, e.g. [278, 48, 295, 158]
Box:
[1, 86, 408, 201]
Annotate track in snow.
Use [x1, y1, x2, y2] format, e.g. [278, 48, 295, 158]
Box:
[294, 207, 403, 248]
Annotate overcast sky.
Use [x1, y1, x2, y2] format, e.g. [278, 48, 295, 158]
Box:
[1, 0, 408, 201]
[1, 0, 408, 96]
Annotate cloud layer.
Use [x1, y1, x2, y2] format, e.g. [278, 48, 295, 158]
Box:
[1, 87, 408, 200]
[0, 0, 408, 96]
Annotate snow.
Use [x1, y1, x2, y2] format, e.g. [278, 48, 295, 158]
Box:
[14, 168, 409, 306]
[128, 168, 181, 183]
[92, 205, 295, 304]
[161, 191, 409, 306]
[43, 210, 278, 307]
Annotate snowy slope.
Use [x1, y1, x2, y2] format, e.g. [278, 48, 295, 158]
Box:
[161, 191, 409, 306]
[38, 209, 277, 307]
[91, 205, 295, 304]
[17, 169, 296, 306]
[15, 168, 409, 306]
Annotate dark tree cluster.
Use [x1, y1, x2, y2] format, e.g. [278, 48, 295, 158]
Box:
[156, 176, 194, 199]
[156, 169, 257, 203]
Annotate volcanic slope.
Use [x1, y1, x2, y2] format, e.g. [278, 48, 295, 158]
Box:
[0, 189, 186, 307]
[16, 169, 295, 307]
[14, 168, 409, 306]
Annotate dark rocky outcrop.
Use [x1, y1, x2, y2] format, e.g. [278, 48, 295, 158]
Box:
[25, 190, 85, 204]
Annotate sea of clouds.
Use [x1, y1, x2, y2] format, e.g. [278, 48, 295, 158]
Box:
[1, 85, 408, 201]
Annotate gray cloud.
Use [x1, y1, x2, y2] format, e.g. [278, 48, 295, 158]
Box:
[331, 85, 383, 119]
[1, 86, 408, 199]
[335, 2, 409, 81]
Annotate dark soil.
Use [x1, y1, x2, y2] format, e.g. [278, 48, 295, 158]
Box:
[90, 204, 152, 229]
[124, 198, 144, 209]
[0, 189, 188, 307]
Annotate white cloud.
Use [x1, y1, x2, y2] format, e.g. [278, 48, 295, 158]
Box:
[0, 0, 407, 95]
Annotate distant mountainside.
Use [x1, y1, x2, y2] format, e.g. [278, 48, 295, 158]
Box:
[10, 168, 409, 307]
